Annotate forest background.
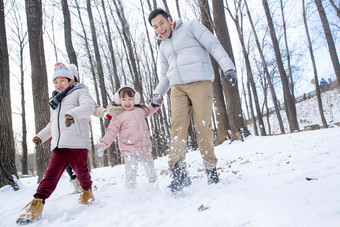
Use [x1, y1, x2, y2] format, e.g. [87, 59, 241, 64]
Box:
[1, 0, 339, 189]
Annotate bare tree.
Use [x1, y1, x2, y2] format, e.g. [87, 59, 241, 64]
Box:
[61, 0, 78, 66]
[244, 0, 285, 134]
[262, 0, 299, 133]
[328, 0, 340, 20]
[280, 0, 295, 100]
[25, 0, 51, 182]
[213, 0, 250, 141]
[303, 0, 328, 128]
[101, 0, 120, 91]
[8, 0, 29, 174]
[87, 0, 112, 166]
[198, 0, 231, 144]
[225, 0, 266, 136]
[0, 0, 19, 190]
[315, 0, 340, 83]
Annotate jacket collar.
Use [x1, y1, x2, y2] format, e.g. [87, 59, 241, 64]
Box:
[155, 18, 183, 41]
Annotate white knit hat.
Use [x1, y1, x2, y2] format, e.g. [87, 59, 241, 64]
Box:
[68, 64, 79, 81]
[53, 62, 74, 82]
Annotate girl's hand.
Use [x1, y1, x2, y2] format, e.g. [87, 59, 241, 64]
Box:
[95, 143, 106, 157]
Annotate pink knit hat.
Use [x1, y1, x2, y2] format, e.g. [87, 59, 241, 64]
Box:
[53, 62, 74, 82]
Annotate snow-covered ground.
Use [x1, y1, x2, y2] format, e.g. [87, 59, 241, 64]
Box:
[1, 88, 340, 227]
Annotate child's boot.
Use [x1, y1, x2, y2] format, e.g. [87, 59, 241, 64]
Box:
[78, 189, 94, 205]
[16, 198, 44, 224]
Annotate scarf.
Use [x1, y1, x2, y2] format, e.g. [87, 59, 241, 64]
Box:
[48, 85, 75, 110]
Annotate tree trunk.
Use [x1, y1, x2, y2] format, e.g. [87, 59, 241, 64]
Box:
[20, 36, 28, 175]
[328, 0, 340, 20]
[25, 0, 51, 182]
[225, 0, 266, 136]
[244, 0, 285, 134]
[101, 0, 120, 91]
[213, 0, 250, 140]
[87, 0, 111, 166]
[280, 0, 295, 101]
[315, 0, 340, 83]
[112, 0, 144, 102]
[303, 0, 328, 128]
[199, 0, 231, 144]
[61, 0, 78, 66]
[247, 81, 258, 136]
[0, 0, 19, 190]
[262, 0, 299, 133]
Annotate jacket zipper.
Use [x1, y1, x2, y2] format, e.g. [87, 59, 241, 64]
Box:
[56, 102, 62, 148]
[170, 38, 184, 84]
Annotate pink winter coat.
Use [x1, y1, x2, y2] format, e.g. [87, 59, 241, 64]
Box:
[100, 104, 159, 157]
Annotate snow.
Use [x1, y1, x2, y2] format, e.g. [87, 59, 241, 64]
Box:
[1, 89, 340, 227]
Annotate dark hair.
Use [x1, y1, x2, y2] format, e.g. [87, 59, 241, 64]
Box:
[148, 8, 171, 25]
[117, 87, 150, 114]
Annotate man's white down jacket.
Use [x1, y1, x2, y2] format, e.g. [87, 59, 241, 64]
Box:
[154, 19, 236, 96]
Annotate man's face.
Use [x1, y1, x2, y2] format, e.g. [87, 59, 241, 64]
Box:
[53, 77, 73, 92]
[151, 14, 172, 39]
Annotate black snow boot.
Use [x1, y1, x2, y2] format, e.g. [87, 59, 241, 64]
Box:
[206, 168, 220, 184]
[168, 163, 191, 192]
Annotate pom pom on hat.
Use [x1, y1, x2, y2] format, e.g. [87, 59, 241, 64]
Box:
[68, 64, 79, 82]
[53, 62, 74, 82]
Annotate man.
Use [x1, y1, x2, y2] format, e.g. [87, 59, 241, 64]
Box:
[149, 8, 237, 192]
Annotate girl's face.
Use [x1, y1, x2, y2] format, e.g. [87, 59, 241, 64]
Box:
[53, 77, 73, 92]
[120, 92, 135, 111]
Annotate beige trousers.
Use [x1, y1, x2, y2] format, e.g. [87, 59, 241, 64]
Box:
[168, 80, 217, 170]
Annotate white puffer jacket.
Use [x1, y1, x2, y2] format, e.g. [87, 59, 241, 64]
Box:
[154, 19, 236, 96]
[37, 83, 95, 151]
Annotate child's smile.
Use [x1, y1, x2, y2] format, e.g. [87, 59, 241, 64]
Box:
[120, 93, 135, 111]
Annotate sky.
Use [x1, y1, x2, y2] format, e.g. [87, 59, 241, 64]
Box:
[1, 86, 340, 227]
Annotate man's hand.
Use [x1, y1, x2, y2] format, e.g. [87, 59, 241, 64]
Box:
[225, 69, 237, 86]
[65, 114, 74, 127]
[151, 94, 163, 107]
[32, 136, 42, 147]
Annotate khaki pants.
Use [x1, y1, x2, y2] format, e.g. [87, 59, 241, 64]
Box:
[169, 80, 217, 170]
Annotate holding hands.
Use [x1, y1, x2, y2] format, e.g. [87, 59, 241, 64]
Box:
[225, 69, 237, 86]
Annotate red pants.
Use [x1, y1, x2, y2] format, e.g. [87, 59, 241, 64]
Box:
[34, 148, 92, 200]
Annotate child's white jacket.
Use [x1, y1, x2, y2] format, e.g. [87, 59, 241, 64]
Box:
[36, 83, 95, 151]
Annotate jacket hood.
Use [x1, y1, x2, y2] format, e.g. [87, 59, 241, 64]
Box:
[155, 18, 183, 41]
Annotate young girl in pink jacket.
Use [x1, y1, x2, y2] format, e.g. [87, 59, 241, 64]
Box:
[96, 86, 162, 189]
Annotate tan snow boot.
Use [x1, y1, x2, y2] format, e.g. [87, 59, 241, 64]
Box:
[16, 198, 44, 224]
[78, 189, 94, 205]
